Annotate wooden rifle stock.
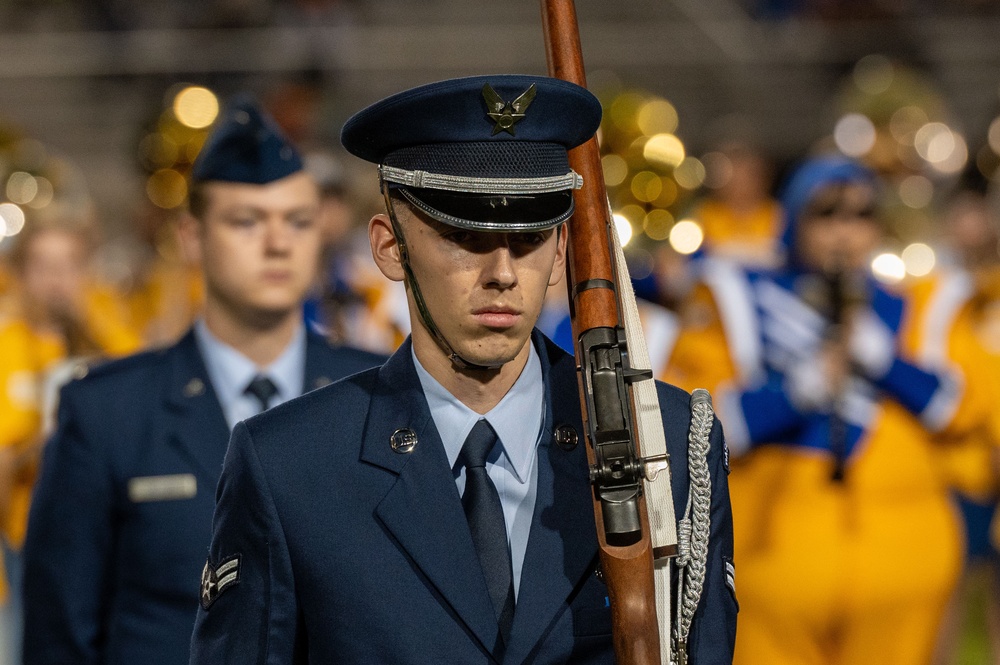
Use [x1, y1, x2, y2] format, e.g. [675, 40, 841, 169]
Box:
[541, 2, 661, 662]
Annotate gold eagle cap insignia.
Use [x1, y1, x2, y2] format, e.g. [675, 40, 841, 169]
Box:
[482, 83, 537, 136]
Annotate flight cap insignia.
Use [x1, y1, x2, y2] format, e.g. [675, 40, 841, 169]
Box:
[482, 83, 537, 136]
[201, 554, 241, 610]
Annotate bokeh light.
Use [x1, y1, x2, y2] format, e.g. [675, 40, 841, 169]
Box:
[655, 177, 678, 207]
[674, 157, 706, 190]
[901, 242, 936, 277]
[669, 219, 704, 255]
[889, 106, 929, 145]
[834, 113, 877, 157]
[26, 177, 54, 209]
[643, 209, 674, 241]
[173, 86, 220, 129]
[6, 171, 38, 205]
[636, 99, 679, 136]
[643, 133, 685, 169]
[988, 116, 1000, 155]
[0, 203, 26, 236]
[871, 252, 906, 283]
[631, 171, 663, 203]
[146, 169, 188, 209]
[898, 175, 934, 209]
[618, 204, 646, 226]
[602, 154, 629, 187]
[609, 92, 647, 134]
[613, 213, 634, 247]
[853, 54, 895, 95]
[914, 123, 968, 174]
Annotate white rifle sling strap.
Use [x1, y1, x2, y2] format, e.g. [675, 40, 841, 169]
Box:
[608, 217, 678, 664]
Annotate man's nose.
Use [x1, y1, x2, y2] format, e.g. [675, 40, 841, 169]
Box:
[263, 219, 292, 253]
[484, 244, 517, 289]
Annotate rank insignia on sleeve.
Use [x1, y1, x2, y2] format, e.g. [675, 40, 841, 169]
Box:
[724, 558, 736, 596]
[201, 554, 241, 610]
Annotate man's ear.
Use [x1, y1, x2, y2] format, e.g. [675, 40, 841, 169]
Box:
[548, 223, 568, 287]
[176, 212, 203, 266]
[369, 213, 406, 282]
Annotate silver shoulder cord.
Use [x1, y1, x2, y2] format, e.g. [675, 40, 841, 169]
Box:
[672, 389, 714, 665]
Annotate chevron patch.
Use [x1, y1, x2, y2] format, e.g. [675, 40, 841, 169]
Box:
[201, 554, 241, 610]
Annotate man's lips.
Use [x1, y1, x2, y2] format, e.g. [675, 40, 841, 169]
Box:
[472, 306, 522, 328]
[260, 270, 294, 281]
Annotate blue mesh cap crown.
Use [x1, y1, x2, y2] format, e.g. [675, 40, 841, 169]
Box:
[191, 94, 303, 185]
[340, 75, 603, 231]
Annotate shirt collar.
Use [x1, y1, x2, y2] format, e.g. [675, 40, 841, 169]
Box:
[194, 319, 307, 407]
[413, 341, 544, 484]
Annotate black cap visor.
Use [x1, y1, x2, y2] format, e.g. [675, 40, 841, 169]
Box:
[397, 187, 574, 232]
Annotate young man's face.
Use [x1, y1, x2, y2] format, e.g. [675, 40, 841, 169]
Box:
[371, 201, 567, 369]
[795, 182, 880, 274]
[187, 171, 322, 322]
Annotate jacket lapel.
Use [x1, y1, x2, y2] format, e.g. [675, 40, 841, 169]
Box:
[162, 330, 231, 486]
[362, 341, 504, 658]
[505, 333, 598, 663]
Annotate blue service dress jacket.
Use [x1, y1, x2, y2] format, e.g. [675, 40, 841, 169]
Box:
[189, 331, 737, 664]
[22, 328, 386, 665]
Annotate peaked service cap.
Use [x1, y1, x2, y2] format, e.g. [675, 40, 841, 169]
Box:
[191, 94, 304, 185]
[340, 75, 602, 232]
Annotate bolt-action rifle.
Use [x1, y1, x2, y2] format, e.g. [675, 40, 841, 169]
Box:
[540, 2, 686, 662]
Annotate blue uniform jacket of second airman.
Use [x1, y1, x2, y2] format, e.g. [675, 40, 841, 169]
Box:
[22, 328, 386, 665]
[189, 331, 737, 664]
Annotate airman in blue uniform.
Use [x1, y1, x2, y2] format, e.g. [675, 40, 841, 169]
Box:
[21, 96, 385, 665]
[189, 75, 737, 664]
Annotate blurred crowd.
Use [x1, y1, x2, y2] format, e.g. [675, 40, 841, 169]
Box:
[3, 54, 1000, 663]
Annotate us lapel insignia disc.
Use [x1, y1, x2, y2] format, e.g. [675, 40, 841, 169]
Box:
[390, 428, 418, 454]
[482, 83, 537, 136]
[201, 554, 241, 610]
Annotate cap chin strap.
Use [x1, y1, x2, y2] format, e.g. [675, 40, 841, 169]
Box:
[380, 181, 502, 372]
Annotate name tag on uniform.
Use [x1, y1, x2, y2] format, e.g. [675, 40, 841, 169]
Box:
[128, 474, 197, 503]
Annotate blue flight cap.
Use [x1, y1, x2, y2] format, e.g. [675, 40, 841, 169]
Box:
[340, 75, 602, 232]
[191, 94, 303, 185]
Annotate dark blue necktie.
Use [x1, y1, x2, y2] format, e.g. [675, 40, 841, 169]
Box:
[244, 375, 278, 413]
[459, 419, 515, 645]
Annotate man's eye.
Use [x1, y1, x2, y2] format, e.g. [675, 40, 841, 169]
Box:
[231, 218, 257, 228]
[514, 233, 546, 245]
[290, 217, 315, 230]
[442, 230, 474, 244]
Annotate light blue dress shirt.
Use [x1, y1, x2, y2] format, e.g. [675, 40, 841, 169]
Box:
[413, 343, 544, 599]
[194, 319, 307, 431]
